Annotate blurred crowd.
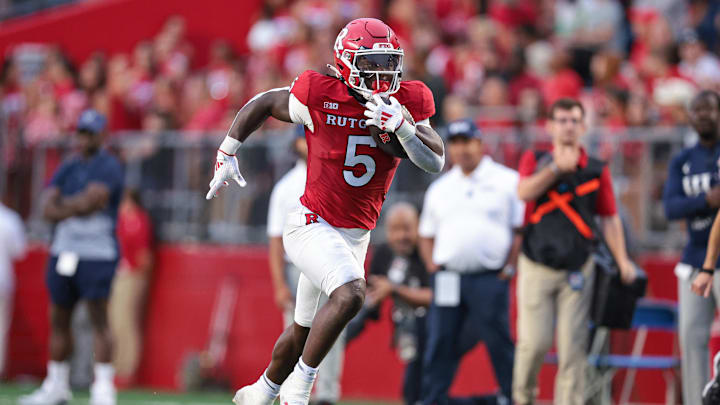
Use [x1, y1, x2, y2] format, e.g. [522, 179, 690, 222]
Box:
[2, 0, 720, 152]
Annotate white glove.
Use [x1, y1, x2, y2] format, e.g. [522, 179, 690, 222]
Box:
[363, 94, 415, 140]
[206, 150, 247, 200]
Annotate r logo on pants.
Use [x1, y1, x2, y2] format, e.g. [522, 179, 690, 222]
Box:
[305, 213, 319, 225]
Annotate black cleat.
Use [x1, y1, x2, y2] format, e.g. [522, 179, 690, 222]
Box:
[703, 351, 720, 405]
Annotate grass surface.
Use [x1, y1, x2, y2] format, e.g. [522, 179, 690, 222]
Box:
[0, 383, 398, 405]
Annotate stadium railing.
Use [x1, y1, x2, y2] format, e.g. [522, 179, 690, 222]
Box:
[0, 126, 693, 249]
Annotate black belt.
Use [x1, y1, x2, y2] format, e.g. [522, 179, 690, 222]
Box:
[438, 265, 502, 275]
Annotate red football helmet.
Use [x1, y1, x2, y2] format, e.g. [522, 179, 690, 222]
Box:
[333, 18, 403, 98]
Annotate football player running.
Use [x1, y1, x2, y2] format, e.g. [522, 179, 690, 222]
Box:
[206, 18, 444, 405]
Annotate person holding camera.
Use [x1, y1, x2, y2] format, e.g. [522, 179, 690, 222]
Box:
[513, 98, 635, 405]
[345, 202, 431, 405]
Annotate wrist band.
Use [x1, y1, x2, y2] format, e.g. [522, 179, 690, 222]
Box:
[219, 136, 242, 155]
[395, 119, 416, 141]
[700, 268, 715, 275]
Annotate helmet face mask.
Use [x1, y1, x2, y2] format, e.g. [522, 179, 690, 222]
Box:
[333, 19, 404, 99]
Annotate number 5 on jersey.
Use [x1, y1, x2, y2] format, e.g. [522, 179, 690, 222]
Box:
[344, 135, 377, 187]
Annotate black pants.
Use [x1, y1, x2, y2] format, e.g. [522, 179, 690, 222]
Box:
[403, 315, 427, 405]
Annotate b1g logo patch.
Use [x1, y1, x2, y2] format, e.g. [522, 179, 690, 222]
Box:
[305, 213, 319, 225]
[379, 132, 391, 144]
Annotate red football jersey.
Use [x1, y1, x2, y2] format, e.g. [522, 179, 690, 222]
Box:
[290, 70, 435, 230]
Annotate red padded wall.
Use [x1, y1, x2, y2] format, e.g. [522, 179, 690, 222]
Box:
[8, 245, 682, 402]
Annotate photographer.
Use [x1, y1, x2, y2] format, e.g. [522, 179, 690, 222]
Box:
[346, 202, 431, 405]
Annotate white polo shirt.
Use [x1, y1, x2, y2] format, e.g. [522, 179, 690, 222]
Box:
[267, 160, 307, 238]
[419, 156, 525, 272]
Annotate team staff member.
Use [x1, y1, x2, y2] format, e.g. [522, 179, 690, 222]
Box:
[419, 119, 523, 405]
[266, 128, 344, 405]
[20, 110, 124, 405]
[513, 98, 635, 405]
[667, 90, 720, 405]
[346, 202, 432, 405]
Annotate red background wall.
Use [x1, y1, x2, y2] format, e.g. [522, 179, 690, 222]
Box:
[8, 245, 683, 402]
[0, 0, 262, 66]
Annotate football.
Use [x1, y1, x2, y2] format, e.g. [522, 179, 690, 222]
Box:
[368, 96, 414, 159]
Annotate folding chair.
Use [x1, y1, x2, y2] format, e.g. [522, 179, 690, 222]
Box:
[586, 298, 680, 405]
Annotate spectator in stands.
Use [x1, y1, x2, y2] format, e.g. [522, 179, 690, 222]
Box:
[19, 110, 123, 405]
[662, 90, 720, 405]
[688, 0, 720, 54]
[78, 53, 108, 114]
[265, 128, 344, 405]
[346, 202, 431, 405]
[513, 98, 636, 405]
[0, 201, 26, 378]
[678, 29, 720, 89]
[109, 188, 154, 388]
[24, 97, 63, 147]
[541, 47, 583, 106]
[154, 16, 192, 83]
[418, 119, 523, 405]
[554, 0, 626, 83]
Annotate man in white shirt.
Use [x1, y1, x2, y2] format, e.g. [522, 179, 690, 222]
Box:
[266, 127, 344, 405]
[418, 119, 524, 405]
[0, 202, 27, 378]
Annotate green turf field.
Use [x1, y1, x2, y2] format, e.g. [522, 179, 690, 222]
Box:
[0, 383, 398, 405]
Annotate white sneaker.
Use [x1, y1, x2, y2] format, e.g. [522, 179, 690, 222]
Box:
[90, 381, 117, 405]
[233, 384, 276, 405]
[278, 370, 314, 405]
[18, 380, 72, 405]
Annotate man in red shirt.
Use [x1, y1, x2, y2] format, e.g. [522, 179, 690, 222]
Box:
[512, 98, 635, 405]
[205, 18, 444, 405]
[110, 189, 154, 387]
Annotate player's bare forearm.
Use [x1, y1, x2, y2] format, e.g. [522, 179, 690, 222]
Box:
[393, 285, 432, 307]
[704, 212, 720, 269]
[416, 125, 444, 156]
[227, 89, 293, 142]
[517, 166, 558, 201]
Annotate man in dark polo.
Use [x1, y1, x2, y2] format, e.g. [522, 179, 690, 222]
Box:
[20, 110, 123, 405]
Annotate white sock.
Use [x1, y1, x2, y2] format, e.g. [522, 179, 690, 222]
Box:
[254, 370, 280, 398]
[47, 361, 70, 389]
[94, 363, 115, 386]
[295, 357, 318, 383]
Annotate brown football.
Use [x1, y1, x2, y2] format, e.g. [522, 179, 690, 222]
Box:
[368, 96, 413, 159]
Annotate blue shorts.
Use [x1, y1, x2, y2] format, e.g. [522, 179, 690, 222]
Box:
[46, 256, 118, 308]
